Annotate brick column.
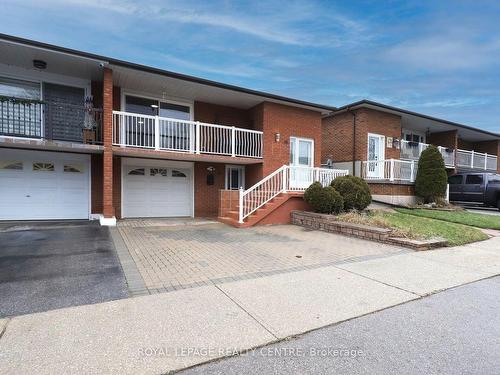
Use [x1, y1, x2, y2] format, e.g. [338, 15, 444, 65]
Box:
[102, 67, 114, 218]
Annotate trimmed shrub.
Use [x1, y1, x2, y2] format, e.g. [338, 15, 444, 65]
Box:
[304, 182, 344, 214]
[415, 145, 448, 203]
[331, 175, 372, 211]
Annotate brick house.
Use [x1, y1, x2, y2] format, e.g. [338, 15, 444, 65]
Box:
[322, 100, 500, 205]
[0, 34, 347, 226]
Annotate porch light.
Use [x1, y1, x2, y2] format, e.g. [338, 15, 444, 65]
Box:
[392, 137, 400, 149]
[275, 133, 281, 142]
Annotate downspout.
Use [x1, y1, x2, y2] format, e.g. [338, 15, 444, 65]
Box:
[349, 108, 357, 176]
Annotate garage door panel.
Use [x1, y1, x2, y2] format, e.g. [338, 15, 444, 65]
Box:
[0, 149, 90, 220]
[123, 162, 193, 218]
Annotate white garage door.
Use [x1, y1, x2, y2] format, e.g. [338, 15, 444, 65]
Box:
[122, 159, 193, 218]
[0, 149, 90, 220]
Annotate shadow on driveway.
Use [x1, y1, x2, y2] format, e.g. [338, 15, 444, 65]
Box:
[0, 221, 129, 318]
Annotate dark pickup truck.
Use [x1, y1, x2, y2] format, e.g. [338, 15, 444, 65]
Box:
[448, 172, 500, 210]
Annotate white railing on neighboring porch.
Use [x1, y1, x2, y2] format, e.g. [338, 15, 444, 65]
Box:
[238, 165, 348, 223]
[362, 159, 418, 182]
[400, 140, 455, 167]
[112, 111, 263, 158]
[400, 139, 497, 170]
[456, 149, 497, 171]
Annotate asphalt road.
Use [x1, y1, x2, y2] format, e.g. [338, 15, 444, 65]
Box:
[0, 221, 128, 318]
[181, 277, 500, 375]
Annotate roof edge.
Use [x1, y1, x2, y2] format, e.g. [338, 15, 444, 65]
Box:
[328, 99, 500, 139]
[0, 33, 336, 113]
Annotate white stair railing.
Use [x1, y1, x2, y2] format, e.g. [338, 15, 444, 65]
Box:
[238, 165, 348, 223]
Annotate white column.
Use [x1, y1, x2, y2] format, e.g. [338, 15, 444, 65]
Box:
[410, 160, 415, 182]
[471, 150, 474, 168]
[231, 126, 236, 157]
[154, 115, 160, 150]
[238, 187, 244, 224]
[195, 121, 201, 154]
[484, 153, 488, 170]
[389, 159, 395, 182]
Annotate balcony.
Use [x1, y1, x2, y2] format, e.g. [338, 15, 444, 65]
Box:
[112, 111, 263, 159]
[0, 95, 103, 144]
[399, 139, 497, 171]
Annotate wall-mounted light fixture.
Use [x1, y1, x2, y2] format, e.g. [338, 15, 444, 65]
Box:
[275, 133, 281, 142]
[33, 60, 47, 70]
[392, 137, 401, 150]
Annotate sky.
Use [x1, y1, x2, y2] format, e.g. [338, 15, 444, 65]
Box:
[1, 0, 499, 132]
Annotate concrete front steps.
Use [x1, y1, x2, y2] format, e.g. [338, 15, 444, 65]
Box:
[218, 192, 306, 228]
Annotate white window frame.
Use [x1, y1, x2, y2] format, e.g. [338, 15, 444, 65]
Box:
[290, 136, 314, 167]
[402, 128, 426, 144]
[120, 90, 194, 121]
[225, 165, 245, 190]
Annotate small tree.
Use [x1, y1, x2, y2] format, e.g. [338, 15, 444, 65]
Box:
[331, 175, 372, 211]
[415, 145, 448, 203]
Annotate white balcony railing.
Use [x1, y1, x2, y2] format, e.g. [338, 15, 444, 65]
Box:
[238, 165, 348, 223]
[112, 111, 263, 158]
[361, 159, 418, 182]
[456, 149, 497, 171]
[400, 140, 454, 167]
[400, 140, 496, 171]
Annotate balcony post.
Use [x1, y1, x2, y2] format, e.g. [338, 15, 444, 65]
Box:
[231, 126, 236, 157]
[410, 160, 415, 182]
[189, 123, 195, 153]
[195, 121, 201, 154]
[154, 115, 160, 150]
[389, 159, 394, 182]
[238, 187, 244, 224]
[485, 153, 488, 170]
[471, 150, 474, 168]
[282, 166, 287, 193]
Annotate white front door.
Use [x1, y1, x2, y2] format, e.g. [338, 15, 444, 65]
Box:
[289, 137, 314, 189]
[367, 133, 385, 178]
[122, 159, 193, 218]
[0, 149, 90, 220]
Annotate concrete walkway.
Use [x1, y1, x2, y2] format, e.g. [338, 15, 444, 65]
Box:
[0, 237, 499, 374]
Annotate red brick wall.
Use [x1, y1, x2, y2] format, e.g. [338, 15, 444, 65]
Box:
[102, 68, 114, 218]
[368, 183, 415, 196]
[254, 102, 322, 177]
[91, 154, 103, 214]
[322, 108, 401, 163]
[257, 196, 311, 225]
[471, 140, 499, 155]
[113, 156, 122, 219]
[322, 112, 353, 163]
[194, 101, 253, 129]
[427, 130, 458, 149]
[194, 161, 227, 217]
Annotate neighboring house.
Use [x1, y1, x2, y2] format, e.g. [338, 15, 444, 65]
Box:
[322, 100, 500, 205]
[0, 34, 346, 226]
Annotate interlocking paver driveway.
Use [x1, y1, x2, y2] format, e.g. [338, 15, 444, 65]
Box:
[117, 220, 408, 294]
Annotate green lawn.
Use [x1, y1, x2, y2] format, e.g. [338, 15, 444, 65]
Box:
[337, 210, 489, 246]
[394, 208, 500, 230]
[376, 211, 488, 246]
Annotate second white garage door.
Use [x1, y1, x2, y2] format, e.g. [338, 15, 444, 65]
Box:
[122, 159, 193, 218]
